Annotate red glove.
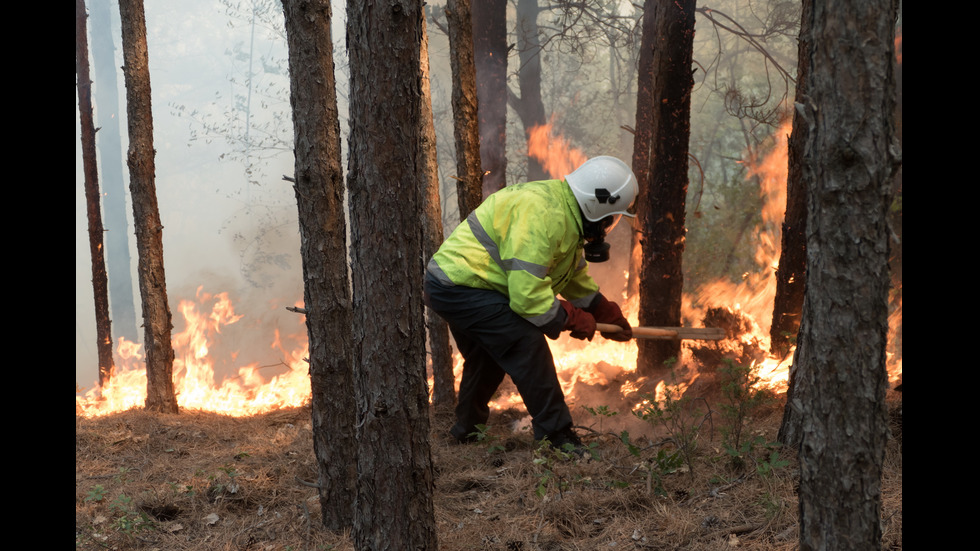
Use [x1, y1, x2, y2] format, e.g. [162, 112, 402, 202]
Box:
[560, 300, 596, 341]
[588, 294, 632, 342]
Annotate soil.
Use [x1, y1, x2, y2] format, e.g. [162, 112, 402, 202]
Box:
[75, 389, 903, 550]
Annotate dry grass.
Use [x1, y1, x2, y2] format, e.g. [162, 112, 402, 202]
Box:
[75, 390, 902, 550]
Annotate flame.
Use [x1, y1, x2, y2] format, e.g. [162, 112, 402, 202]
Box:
[475, 116, 901, 418]
[81, 118, 903, 420]
[527, 120, 588, 178]
[76, 287, 312, 417]
[684, 121, 794, 392]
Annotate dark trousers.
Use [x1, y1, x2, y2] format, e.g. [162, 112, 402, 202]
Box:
[423, 273, 573, 440]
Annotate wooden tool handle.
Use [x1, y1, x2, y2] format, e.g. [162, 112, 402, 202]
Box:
[595, 323, 726, 341]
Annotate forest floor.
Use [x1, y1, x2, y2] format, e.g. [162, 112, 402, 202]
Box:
[75, 382, 903, 551]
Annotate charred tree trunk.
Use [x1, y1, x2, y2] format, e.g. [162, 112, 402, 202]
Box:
[446, 0, 484, 220]
[346, 0, 437, 548]
[421, 15, 456, 413]
[472, 0, 508, 194]
[888, 9, 902, 372]
[636, 0, 696, 375]
[91, 0, 139, 345]
[77, 0, 116, 388]
[118, 0, 177, 414]
[779, 0, 899, 547]
[628, 0, 656, 301]
[281, 0, 356, 531]
[511, 0, 547, 181]
[769, 0, 811, 359]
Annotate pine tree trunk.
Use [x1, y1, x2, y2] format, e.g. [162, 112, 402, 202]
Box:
[91, 0, 139, 345]
[628, 0, 656, 301]
[636, 0, 696, 375]
[420, 15, 456, 413]
[783, 0, 899, 547]
[77, 0, 116, 388]
[472, 0, 508, 194]
[769, 0, 811, 359]
[346, 0, 437, 548]
[513, 0, 546, 181]
[281, 0, 356, 531]
[446, 0, 484, 220]
[118, 0, 177, 414]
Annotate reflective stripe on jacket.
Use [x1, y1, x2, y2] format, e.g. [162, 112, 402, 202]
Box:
[427, 179, 599, 328]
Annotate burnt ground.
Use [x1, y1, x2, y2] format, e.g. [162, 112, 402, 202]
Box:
[75, 384, 902, 551]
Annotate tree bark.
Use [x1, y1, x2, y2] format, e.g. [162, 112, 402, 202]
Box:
[446, 0, 483, 220]
[888, 5, 902, 370]
[781, 0, 899, 548]
[346, 0, 437, 548]
[769, 0, 811, 359]
[635, 0, 696, 375]
[472, 0, 508, 194]
[421, 14, 456, 413]
[628, 0, 656, 301]
[280, 0, 356, 531]
[118, 0, 177, 414]
[91, 0, 139, 345]
[512, 0, 547, 182]
[77, 0, 116, 388]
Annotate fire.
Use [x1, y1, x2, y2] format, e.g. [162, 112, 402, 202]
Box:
[527, 120, 588, 179]
[514, 119, 797, 411]
[76, 287, 312, 417]
[80, 118, 903, 420]
[480, 116, 903, 418]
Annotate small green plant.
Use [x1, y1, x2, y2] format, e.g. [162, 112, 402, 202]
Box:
[632, 369, 708, 479]
[113, 466, 133, 485]
[753, 443, 790, 519]
[619, 429, 642, 457]
[758, 492, 782, 519]
[467, 424, 506, 454]
[718, 358, 776, 471]
[723, 434, 767, 471]
[207, 464, 242, 501]
[646, 447, 685, 496]
[616, 430, 683, 496]
[755, 447, 789, 478]
[582, 404, 618, 433]
[108, 493, 154, 534]
[85, 484, 107, 502]
[531, 439, 574, 499]
[529, 435, 600, 499]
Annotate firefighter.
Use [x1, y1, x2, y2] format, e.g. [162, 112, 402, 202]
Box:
[423, 155, 637, 452]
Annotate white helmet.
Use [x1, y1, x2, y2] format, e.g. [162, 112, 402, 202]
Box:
[565, 156, 639, 223]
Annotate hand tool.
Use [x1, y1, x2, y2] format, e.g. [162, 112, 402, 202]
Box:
[595, 323, 725, 341]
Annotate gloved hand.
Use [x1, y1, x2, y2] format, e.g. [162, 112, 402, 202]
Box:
[588, 294, 633, 342]
[560, 300, 596, 341]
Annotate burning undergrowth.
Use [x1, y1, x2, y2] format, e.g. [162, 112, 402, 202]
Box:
[689, 307, 769, 380]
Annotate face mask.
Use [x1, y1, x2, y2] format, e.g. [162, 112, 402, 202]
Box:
[584, 239, 611, 262]
[582, 216, 617, 263]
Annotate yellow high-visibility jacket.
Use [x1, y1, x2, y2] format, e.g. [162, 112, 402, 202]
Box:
[427, 179, 600, 329]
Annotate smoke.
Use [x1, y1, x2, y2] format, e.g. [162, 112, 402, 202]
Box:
[76, 0, 299, 391]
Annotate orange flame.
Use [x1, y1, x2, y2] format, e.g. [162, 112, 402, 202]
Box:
[491, 116, 902, 417]
[527, 120, 588, 178]
[81, 118, 902, 420]
[76, 287, 312, 417]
